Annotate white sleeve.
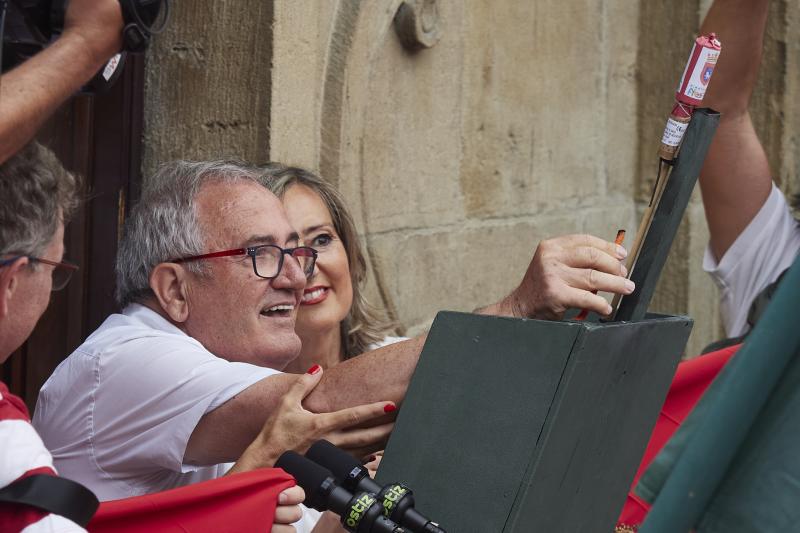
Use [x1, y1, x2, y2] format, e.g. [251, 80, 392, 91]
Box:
[0, 420, 86, 532]
[91, 336, 278, 475]
[0, 419, 54, 486]
[704, 185, 800, 337]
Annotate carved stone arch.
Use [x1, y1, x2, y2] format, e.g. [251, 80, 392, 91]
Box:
[318, 0, 411, 329]
[319, 0, 365, 190]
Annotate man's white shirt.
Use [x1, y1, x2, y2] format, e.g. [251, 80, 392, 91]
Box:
[33, 304, 278, 500]
[703, 184, 800, 337]
[32, 303, 321, 531]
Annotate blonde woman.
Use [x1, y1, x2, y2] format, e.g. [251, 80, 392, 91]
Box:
[260, 165, 404, 373]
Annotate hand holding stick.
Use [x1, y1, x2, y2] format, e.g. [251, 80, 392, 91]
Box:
[575, 229, 626, 320]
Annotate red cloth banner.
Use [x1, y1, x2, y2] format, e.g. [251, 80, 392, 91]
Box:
[89, 468, 295, 533]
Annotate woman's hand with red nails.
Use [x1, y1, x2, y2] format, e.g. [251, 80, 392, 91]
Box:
[363, 451, 383, 479]
[229, 367, 395, 474]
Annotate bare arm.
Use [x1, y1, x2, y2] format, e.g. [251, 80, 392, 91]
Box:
[226, 367, 396, 473]
[0, 0, 122, 163]
[186, 336, 424, 465]
[699, 0, 773, 261]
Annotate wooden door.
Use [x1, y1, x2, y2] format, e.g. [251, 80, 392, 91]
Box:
[1, 55, 144, 412]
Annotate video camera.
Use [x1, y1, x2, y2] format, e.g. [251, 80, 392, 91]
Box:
[0, 0, 169, 91]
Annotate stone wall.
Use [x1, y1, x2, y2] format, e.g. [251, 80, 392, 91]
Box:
[143, 1, 274, 178]
[144, 0, 800, 356]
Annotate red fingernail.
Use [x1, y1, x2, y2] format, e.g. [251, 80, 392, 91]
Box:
[383, 404, 396, 413]
[307, 364, 321, 375]
[365, 455, 377, 463]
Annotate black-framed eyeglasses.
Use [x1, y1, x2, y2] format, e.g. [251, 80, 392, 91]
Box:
[171, 244, 317, 279]
[0, 255, 79, 291]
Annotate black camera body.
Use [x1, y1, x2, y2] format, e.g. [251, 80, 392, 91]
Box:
[1, 0, 168, 90]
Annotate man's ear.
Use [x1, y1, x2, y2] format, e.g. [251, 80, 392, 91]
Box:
[150, 263, 190, 323]
[0, 257, 29, 319]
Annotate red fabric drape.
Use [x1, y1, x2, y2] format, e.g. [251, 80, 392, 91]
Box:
[617, 344, 740, 527]
[89, 468, 295, 533]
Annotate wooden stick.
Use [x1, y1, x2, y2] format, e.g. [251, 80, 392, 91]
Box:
[610, 161, 672, 315]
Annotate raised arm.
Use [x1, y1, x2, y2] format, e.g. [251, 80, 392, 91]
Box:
[0, 0, 123, 163]
[309, 233, 630, 410]
[698, 0, 773, 261]
[187, 234, 630, 465]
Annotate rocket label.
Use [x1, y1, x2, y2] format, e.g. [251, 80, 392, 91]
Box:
[677, 41, 720, 105]
[661, 118, 689, 147]
[659, 33, 721, 160]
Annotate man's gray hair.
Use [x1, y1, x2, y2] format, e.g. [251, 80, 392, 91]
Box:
[115, 160, 261, 307]
[0, 142, 78, 258]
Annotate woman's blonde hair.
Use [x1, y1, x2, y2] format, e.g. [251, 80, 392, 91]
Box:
[258, 164, 395, 357]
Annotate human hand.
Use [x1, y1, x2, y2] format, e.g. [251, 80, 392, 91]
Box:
[63, 0, 124, 67]
[322, 395, 395, 460]
[231, 366, 396, 473]
[499, 234, 634, 320]
[272, 485, 304, 533]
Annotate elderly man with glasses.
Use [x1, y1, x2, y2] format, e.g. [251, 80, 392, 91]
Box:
[33, 159, 632, 530]
[1, 147, 331, 532]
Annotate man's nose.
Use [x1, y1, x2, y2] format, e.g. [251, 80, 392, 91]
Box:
[273, 255, 307, 290]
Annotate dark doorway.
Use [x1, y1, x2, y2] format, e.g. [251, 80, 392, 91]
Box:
[2, 55, 144, 412]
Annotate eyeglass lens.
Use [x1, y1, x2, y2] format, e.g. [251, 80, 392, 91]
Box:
[51, 265, 75, 291]
[252, 246, 315, 279]
[0, 256, 75, 291]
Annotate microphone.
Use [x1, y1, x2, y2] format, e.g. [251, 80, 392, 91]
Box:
[306, 440, 446, 533]
[275, 451, 405, 533]
[307, 439, 382, 494]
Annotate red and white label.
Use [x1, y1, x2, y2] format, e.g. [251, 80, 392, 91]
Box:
[676, 35, 721, 106]
[661, 117, 689, 147]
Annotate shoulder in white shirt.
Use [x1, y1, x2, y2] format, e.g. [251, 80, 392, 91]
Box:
[33, 304, 278, 502]
[703, 184, 800, 337]
[0, 386, 85, 532]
